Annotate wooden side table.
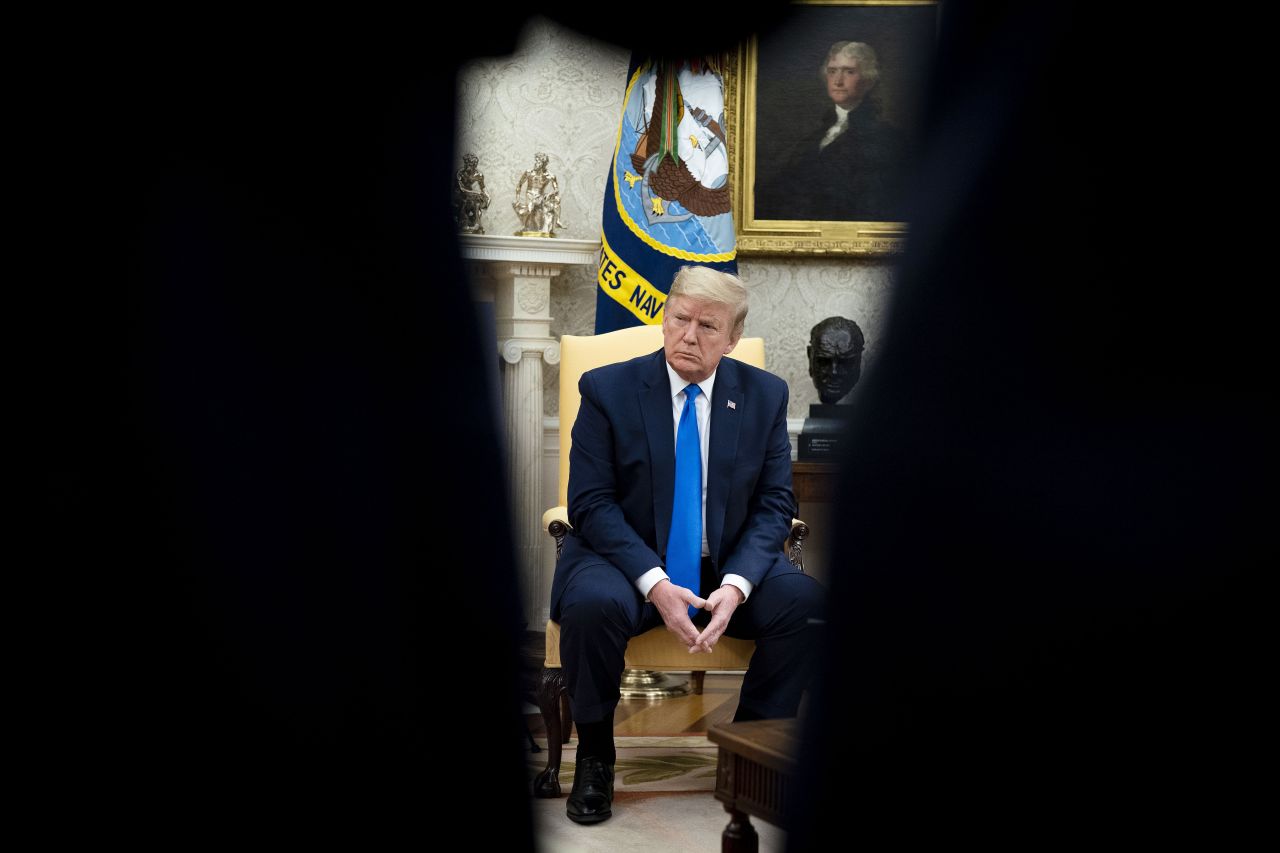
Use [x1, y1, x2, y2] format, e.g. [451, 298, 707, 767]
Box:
[791, 461, 841, 517]
[708, 718, 800, 853]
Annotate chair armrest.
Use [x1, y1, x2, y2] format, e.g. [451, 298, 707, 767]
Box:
[544, 508, 805, 566]
[543, 506, 570, 532]
[544, 506, 572, 561]
[787, 518, 809, 572]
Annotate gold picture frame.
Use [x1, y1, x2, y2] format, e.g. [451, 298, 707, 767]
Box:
[727, 0, 939, 256]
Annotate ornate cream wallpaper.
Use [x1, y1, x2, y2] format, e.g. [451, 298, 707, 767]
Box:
[457, 17, 900, 421]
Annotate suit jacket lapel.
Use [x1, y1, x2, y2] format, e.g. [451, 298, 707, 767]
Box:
[706, 357, 742, 566]
[640, 350, 676, 557]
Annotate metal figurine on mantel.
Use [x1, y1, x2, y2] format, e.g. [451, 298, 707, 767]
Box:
[454, 153, 491, 234]
[513, 152, 566, 237]
[799, 316, 866, 460]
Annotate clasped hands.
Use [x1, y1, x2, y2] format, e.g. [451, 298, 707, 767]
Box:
[649, 578, 744, 654]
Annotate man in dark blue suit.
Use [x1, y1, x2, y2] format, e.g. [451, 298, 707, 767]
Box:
[550, 266, 826, 824]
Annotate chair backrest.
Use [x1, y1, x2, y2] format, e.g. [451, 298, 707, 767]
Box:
[557, 325, 766, 507]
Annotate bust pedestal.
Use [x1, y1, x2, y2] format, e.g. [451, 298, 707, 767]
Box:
[798, 403, 855, 461]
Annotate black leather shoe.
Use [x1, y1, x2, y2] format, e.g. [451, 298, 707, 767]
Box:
[566, 755, 614, 824]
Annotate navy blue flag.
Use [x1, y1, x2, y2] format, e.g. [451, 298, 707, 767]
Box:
[595, 54, 738, 333]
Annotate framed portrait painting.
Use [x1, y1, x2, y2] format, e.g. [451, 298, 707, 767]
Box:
[727, 0, 939, 255]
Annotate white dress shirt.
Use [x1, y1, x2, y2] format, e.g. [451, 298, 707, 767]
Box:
[818, 104, 851, 151]
[635, 361, 755, 604]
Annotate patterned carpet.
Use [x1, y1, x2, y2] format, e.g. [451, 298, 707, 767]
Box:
[530, 791, 787, 853]
[528, 736, 718, 792]
[527, 734, 788, 850]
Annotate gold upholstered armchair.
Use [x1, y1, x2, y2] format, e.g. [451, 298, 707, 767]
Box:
[533, 324, 809, 798]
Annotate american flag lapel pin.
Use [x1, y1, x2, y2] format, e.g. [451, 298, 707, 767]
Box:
[727, 399, 736, 410]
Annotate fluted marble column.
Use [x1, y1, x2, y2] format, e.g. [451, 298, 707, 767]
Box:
[460, 235, 599, 628]
[497, 265, 561, 630]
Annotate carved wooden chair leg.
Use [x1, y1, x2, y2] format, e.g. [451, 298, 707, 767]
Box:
[787, 521, 810, 572]
[533, 667, 567, 797]
[692, 670, 706, 695]
[559, 690, 573, 744]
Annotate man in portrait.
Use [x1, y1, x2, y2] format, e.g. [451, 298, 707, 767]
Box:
[759, 40, 907, 222]
[552, 266, 826, 825]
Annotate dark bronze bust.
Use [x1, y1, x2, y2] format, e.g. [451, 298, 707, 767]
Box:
[808, 316, 865, 404]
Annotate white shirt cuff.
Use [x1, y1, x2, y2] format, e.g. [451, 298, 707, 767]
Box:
[720, 574, 753, 602]
[637, 567, 669, 601]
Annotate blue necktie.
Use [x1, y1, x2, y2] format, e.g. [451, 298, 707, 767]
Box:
[666, 383, 702, 619]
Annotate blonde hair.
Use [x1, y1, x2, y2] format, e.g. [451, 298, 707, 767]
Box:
[668, 266, 749, 340]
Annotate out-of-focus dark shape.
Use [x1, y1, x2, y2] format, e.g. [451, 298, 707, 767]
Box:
[33, 5, 802, 840]
[543, 2, 791, 58]
[789, 0, 1269, 846]
[52, 17, 540, 842]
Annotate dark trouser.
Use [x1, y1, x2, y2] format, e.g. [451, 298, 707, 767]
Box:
[558, 558, 826, 724]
